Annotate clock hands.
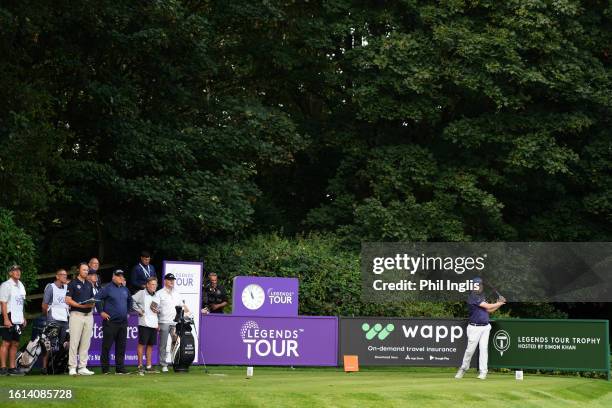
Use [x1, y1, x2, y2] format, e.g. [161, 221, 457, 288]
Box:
[243, 285, 264, 310]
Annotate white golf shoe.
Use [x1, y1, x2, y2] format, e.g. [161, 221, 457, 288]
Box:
[454, 369, 465, 379]
[78, 367, 95, 375]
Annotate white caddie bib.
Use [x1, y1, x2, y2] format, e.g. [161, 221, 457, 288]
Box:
[49, 283, 68, 322]
[9, 281, 26, 324]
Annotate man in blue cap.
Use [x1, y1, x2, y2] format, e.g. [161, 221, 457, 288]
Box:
[95, 269, 133, 374]
[455, 276, 505, 380]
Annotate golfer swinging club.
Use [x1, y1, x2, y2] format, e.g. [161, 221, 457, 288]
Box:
[455, 276, 505, 380]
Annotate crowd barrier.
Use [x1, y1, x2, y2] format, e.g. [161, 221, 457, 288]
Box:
[81, 313, 609, 380]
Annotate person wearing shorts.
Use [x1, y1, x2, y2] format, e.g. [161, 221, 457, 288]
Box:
[133, 276, 160, 374]
[0, 265, 27, 376]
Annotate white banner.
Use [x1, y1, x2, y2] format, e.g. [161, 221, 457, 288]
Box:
[162, 261, 203, 363]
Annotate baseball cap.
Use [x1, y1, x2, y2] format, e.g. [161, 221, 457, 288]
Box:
[472, 276, 483, 284]
[8, 264, 21, 273]
[164, 273, 176, 280]
[113, 269, 125, 276]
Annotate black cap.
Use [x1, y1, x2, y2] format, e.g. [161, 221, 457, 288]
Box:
[88, 269, 98, 275]
[164, 273, 176, 280]
[140, 250, 151, 258]
[113, 269, 125, 276]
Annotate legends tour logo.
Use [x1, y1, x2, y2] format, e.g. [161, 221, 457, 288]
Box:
[241, 320, 303, 359]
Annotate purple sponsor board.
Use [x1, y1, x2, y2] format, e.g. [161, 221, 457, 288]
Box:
[232, 276, 299, 316]
[88, 314, 159, 366]
[200, 314, 337, 366]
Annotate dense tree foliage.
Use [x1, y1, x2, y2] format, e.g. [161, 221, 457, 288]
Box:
[1, 1, 309, 267]
[0, 2, 610, 318]
[0, 209, 37, 290]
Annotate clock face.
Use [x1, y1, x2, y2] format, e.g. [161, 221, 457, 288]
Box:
[241, 284, 266, 310]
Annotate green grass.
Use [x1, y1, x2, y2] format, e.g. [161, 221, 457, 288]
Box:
[1, 366, 611, 407]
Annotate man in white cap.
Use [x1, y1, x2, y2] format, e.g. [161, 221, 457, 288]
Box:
[0, 264, 27, 376]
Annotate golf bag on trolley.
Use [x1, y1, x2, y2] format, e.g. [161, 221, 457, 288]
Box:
[171, 305, 196, 372]
[15, 322, 68, 374]
[46, 324, 70, 375]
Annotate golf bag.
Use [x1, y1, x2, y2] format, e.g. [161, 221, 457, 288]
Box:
[15, 328, 45, 373]
[171, 306, 196, 372]
[15, 322, 68, 374]
[46, 325, 69, 375]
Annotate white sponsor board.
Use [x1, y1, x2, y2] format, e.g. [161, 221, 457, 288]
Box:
[163, 261, 203, 363]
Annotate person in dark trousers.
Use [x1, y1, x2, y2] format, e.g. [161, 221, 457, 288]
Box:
[95, 269, 133, 375]
[130, 251, 155, 294]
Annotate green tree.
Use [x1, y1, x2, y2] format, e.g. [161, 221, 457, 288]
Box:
[0, 1, 610, 309]
[0, 209, 38, 291]
[0, 1, 308, 269]
[204, 232, 458, 317]
[301, 1, 612, 243]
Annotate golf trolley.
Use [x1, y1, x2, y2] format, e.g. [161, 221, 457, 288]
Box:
[170, 305, 196, 372]
[15, 322, 69, 374]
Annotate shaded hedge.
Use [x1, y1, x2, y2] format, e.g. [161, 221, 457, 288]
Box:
[202, 232, 570, 321]
[203, 233, 458, 318]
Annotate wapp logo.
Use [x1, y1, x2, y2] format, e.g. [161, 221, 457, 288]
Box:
[362, 322, 395, 340]
[401, 324, 463, 343]
[493, 330, 510, 356]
